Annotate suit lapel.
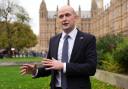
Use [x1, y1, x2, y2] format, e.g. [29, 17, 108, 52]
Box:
[70, 30, 84, 62]
[53, 30, 84, 61]
[54, 34, 62, 59]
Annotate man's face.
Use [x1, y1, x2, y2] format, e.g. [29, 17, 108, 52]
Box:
[58, 7, 77, 32]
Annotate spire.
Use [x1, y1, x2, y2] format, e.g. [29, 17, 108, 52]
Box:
[96, 0, 103, 9]
[56, 5, 58, 12]
[40, 0, 47, 19]
[78, 5, 81, 17]
[91, 0, 97, 11]
[91, 0, 98, 17]
[56, 5, 58, 15]
[67, 0, 70, 6]
[79, 5, 81, 11]
[91, 0, 103, 17]
[40, 0, 47, 10]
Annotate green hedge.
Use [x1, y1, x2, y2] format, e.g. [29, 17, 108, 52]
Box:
[97, 34, 128, 74]
[113, 39, 128, 73]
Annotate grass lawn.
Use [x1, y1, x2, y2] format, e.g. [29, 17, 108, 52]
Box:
[0, 57, 42, 62]
[0, 66, 121, 89]
[0, 66, 50, 89]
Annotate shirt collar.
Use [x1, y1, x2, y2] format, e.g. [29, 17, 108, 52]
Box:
[62, 27, 78, 40]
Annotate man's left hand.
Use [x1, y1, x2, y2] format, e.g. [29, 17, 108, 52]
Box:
[42, 58, 64, 71]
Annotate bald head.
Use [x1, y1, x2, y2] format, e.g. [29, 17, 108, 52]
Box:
[58, 5, 77, 16]
[57, 5, 78, 33]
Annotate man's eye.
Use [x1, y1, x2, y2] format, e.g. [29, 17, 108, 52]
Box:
[65, 13, 70, 17]
[59, 13, 71, 19]
[59, 15, 64, 19]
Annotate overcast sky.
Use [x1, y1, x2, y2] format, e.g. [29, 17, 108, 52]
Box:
[18, 0, 110, 35]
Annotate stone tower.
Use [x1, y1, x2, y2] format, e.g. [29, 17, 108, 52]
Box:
[91, 0, 103, 17]
[39, 0, 48, 51]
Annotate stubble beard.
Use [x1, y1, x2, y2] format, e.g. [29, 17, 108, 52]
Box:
[62, 25, 75, 34]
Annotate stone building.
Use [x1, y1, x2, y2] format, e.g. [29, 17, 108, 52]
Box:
[91, 0, 128, 37]
[39, 0, 128, 51]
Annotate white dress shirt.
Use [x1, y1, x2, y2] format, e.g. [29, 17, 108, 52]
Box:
[56, 27, 78, 87]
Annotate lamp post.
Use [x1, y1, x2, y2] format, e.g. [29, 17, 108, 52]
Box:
[54, 14, 57, 35]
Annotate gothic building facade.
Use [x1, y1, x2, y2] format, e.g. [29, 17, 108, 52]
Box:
[39, 0, 128, 51]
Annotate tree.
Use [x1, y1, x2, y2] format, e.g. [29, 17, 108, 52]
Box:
[12, 22, 37, 52]
[0, 22, 37, 56]
[0, 0, 30, 23]
[0, 0, 37, 57]
[0, 22, 8, 48]
[15, 6, 30, 23]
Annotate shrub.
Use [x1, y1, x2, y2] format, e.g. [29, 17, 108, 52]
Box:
[98, 52, 121, 73]
[97, 34, 123, 70]
[97, 34, 123, 54]
[97, 34, 128, 74]
[113, 42, 128, 74]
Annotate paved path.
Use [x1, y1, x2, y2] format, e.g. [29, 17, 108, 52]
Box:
[0, 62, 41, 66]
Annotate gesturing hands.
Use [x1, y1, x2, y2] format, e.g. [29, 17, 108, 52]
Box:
[42, 58, 64, 71]
[20, 58, 64, 75]
[20, 64, 37, 75]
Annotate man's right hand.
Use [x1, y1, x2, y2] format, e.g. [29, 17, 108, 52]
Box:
[20, 64, 37, 75]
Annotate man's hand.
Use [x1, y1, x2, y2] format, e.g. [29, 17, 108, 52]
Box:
[20, 64, 37, 75]
[42, 58, 64, 71]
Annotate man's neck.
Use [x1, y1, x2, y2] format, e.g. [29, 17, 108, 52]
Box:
[63, 26, 76, 34]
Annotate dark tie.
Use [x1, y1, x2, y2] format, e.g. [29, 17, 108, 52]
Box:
[62, 35, 69, 63]
[61, 35, 69, 89]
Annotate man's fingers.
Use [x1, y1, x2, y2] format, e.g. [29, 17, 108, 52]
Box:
[21, 71, 27, 75]
[20, 66, 28, 69]
[45, 67, 54, 70]
[20, 64, 31, 69]
[22, 64, 31, 67]
[52, 57, 56, 60]
[42, 60, 52, 64]
[20, 69, 27, 75]
[43, 63, 53, 67]
[43, 59, 52, 61]
[20, 64, 32, 74]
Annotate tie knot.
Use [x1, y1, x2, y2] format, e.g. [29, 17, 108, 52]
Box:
[64, 35, 70, 40]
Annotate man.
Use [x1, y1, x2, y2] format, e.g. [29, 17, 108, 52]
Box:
[20, 5, 97, 89]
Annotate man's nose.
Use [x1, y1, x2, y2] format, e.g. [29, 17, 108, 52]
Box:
[62, 15, 67, 21]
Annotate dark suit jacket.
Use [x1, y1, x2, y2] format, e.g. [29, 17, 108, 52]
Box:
[35, 30, 97, 89]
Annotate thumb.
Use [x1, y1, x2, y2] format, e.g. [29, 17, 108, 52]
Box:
[52, 57, 56, 60]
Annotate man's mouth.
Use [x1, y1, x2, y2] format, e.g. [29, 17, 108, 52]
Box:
[62, 23, 69, 26]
